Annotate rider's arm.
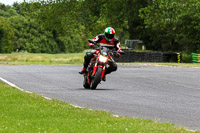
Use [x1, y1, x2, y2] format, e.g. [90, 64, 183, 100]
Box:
[88, 35, 102, 47]
[115, 39, 122, 56]
[114, 38, 122, 51]
[116, 42, 122, 52]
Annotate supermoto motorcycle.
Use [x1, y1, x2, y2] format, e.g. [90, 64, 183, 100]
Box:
[83, 40, 124, 90]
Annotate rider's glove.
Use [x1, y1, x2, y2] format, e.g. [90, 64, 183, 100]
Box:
[89, 45, 95, 49]
[115, 52, 121, 58]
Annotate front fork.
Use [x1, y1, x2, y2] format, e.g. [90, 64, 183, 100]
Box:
[101, 66, 106, 79]
[91, 62, 106, 80]
[92, 63, 98, 76]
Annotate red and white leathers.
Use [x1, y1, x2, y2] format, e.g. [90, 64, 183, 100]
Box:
[89, 33, 122, 54]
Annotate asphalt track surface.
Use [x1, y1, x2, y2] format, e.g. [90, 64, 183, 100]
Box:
[0, 65, 200, 130]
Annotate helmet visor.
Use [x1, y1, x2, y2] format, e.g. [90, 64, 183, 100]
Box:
[105, 33, 114, 39]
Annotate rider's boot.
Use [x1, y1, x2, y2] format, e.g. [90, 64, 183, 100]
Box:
[79, 53, 93, 74]
[79, 60, 89, 74]
[79, 67, 86, 74]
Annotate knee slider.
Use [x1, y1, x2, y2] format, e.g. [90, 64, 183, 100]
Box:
[113, 65, 117, 71]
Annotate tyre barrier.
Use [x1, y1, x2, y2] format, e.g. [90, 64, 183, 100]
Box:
[114, 50, 182, 63]
[192, 53, 200, 63]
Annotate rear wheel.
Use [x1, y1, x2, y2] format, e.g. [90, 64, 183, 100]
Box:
[83, 74, 90, 89]
[90, 67, 103, 90]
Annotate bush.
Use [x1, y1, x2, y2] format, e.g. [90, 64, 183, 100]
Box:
[182, 53, 192, 63]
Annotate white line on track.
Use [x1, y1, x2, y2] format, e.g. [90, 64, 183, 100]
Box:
[71, 105, 84, 108]
[0, 77, 46, 98]
[0, 77, 23, 91]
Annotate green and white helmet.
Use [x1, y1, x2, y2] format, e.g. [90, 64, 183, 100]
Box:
[104, 27, 115, 41]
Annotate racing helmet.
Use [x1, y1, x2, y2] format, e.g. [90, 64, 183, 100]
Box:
[104, 27, 115, 41]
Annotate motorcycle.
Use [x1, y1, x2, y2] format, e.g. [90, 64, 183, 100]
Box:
[83, 40, 124, 90]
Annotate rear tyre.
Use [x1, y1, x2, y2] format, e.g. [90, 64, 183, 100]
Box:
[90, 67, 103, 90]
[83, 75, 90, 89]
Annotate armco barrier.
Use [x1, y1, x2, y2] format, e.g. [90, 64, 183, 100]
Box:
[114, 50, 181, 63]
[192, 53, 200, 63]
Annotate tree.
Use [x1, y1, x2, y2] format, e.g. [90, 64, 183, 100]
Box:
[0, 17, 15, 53]
[23, 0, 85, 52]
[139, 0, 200, 52]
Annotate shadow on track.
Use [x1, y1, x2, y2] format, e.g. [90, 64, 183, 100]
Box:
[75, 88, 119, 91]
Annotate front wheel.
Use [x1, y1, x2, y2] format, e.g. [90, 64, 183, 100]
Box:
[90, 67, 103, 90]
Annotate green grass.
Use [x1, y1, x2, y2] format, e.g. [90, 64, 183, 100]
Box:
[0, 81, 199, 133]
[119, 62, 200, 67]
[0, 52, 85, 65]
[157, 63, 200, 67]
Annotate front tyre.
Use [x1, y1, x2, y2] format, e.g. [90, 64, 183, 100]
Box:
[90, 67, 103, 90]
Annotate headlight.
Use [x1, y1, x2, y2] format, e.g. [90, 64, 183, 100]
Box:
[98, 55, 108, 63]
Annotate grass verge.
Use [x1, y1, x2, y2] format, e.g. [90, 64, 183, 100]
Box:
[0, 81, 198, 133]
[119, 62, 200, 67]
[0, 52, 85, 65]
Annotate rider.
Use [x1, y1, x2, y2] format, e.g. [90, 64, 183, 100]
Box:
[79, 27, 122, 81]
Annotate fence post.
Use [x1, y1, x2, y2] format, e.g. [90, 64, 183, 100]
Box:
[177, 53, 181, 63]
[198, 54, 200, 63]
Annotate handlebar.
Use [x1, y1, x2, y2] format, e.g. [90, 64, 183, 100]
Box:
[113, 51, 125, 55]
[88, 39, 96, 44]
[88, 39, 125, 54]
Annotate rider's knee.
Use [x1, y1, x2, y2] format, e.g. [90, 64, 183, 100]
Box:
[85, 53, 93, 61]
[112, 64, 117, 71]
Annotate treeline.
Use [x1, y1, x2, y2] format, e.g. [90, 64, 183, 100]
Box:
[0, 0, 200, 53]
[0, 2, 84, 53]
